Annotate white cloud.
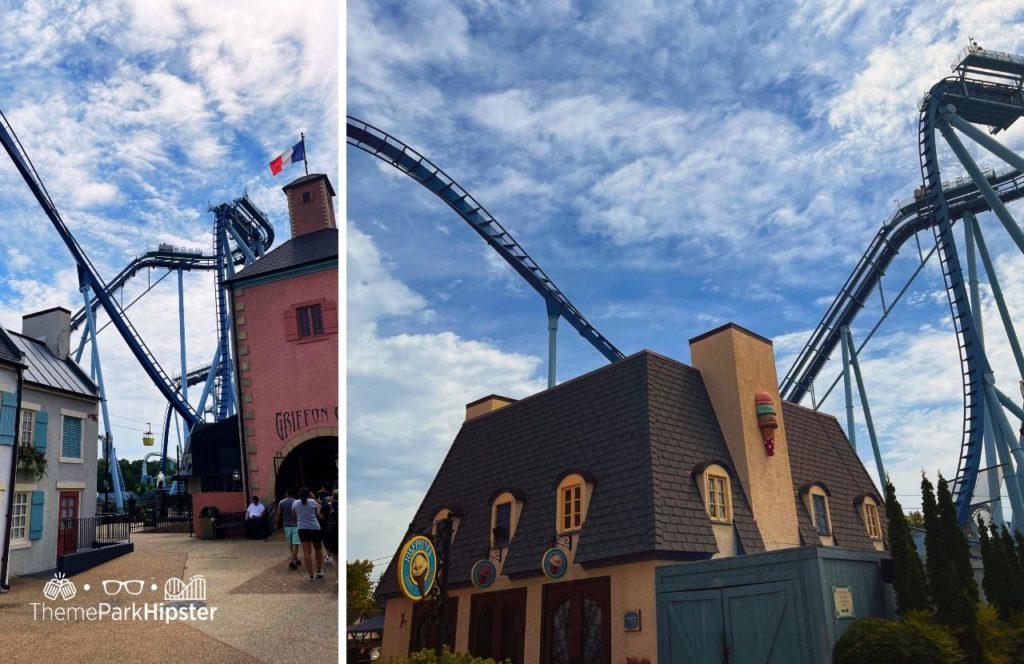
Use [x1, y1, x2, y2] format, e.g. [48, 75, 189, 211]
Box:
[346, 220, 545, 562]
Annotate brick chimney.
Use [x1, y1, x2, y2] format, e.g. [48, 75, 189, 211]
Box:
[23, 307, 71, 360]
[465, 395, 516, 422]
[689, 323, 799, 551]
[282, 173, 336, 239]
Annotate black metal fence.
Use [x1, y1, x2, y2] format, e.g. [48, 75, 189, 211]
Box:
[58, 514, 132, 555]
[131, 492, 193, 534]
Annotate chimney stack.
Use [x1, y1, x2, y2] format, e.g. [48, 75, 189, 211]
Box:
[23, 307, 71, 360]
[283, 173, 337, 239]
[689, 323, 799, 551]
[465, 395, 516, 422]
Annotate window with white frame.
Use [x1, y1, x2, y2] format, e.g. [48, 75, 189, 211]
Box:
[11, 492, 28, 541]
[706, 474, 731, 522]
[19, 409, 34, 448]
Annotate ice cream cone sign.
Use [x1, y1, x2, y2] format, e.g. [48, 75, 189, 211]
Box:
[754, 391, 777, 457]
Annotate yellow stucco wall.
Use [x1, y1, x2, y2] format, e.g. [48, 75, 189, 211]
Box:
[689, 325, 800, 550]
[381, 558, 665, 663]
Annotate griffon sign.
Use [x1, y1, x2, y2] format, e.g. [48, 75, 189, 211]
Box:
[274, 406, 338, 441]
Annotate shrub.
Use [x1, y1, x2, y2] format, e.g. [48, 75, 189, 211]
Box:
[833, 617, 963, 664]
[389, 647, 506, 664]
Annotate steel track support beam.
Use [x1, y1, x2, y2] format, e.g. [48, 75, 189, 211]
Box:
[81, 284, 123, 514]
[177, 268, 189, 425]
[965, 212, 1004, 523]
[971, 220, 1024, 379]
[843, 327, 886, 486]
[938, 119, 1024, 256]
[197, 347, 221, 417]
[983, 382, 1024, 527]
[546, 300, 559, 389]
[74, 325, 89, 363]
[942, 108, 1024, 174]
[840, 326, 857, 452]
[226, 222, 258, 266]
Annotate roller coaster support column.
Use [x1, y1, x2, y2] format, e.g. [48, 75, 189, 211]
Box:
[937, 116, 1024, 257]
[197, 347, 221, 416]
[546, 301, 559, 389]
[983, 381, 1024, 528]
[971, 217, 1024, 377]
[840, 326, 857, 453]
[841, 327, 885, 486]
[942, 109, 1024, 176]
[965, 212, 1004, 523]
[81, 282, 123, 513]
[177, 269, 189, 431]
[225, 224, 258, 266]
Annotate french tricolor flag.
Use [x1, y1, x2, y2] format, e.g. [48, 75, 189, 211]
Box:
[269, 139, 305, 176]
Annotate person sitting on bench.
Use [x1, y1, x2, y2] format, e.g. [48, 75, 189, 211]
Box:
[245, 495, 266, 539]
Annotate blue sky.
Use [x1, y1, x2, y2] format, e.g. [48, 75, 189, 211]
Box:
[0, 3, 337, 464]
[347, 0, 1024, 574]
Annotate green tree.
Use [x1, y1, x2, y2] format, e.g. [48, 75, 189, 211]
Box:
[923, 473, 980, 659]
[348, 559, 379, 624]
[978, 517, 1002, 616]
[998, 525, 1024, 616]
[885, 480, 930, 613]
[906, 511, 926, 529]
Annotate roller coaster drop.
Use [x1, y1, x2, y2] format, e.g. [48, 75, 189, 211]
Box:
[0, 112, 274, 513]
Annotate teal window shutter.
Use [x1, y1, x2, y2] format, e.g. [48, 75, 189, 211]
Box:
[0, 391, 16, 446]
[34, 410, 48, 452]
[29, 491, 44, 540]
[61, 416, 82, 458]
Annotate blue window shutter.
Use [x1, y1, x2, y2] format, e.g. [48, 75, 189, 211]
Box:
[34, 410, 48, 452]
[62, 416, 82, 458]
[29, 491, 44, 540]
[0, 391, 16, 446]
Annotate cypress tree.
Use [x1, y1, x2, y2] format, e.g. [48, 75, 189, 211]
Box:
[978, 517, 997, 612]
[1015, 529, 1024, 574]
[998, 525, 1024, 615]
[923, 473, 980, 659]
[885, 480, 930, 613]
[936, 475, 978, 602]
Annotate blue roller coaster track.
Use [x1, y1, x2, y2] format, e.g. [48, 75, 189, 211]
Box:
[347, 117, 624, 387]
[781, 43, 1024, 525]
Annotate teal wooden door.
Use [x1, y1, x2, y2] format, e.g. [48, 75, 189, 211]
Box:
[660, 589, 725, 663]
[723, 581, 806, 664]
[658, 581, 805, 663]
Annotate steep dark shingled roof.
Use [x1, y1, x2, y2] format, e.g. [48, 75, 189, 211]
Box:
[377, 351, 764, 598]
[783, 402, 888, 551]
[228, 227, 337, 283]
[0, 326, 24, 366]
[8, 332, 97, 398]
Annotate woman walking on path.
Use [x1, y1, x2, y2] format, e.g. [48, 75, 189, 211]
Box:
[293, 487, 324, 580]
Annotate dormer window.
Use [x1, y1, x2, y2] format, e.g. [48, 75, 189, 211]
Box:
[812, 494, 830, 535]
[857, 495, 883, 542]
[554, 471, 594, 534]
[431, 508, 461, 543]
[488, 490, 525, 550]
[493, 502, 511, 547]
[693, 462, 734, 523]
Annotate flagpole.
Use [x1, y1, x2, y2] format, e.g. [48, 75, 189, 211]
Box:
[301, 132, 308, 175]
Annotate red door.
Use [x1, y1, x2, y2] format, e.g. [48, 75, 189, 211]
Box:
[57, 491, 79, 557]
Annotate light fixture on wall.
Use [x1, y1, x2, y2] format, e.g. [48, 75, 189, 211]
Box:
[232, 470, 240, 483]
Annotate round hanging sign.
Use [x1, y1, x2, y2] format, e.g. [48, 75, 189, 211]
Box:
[541, 547, 569, 580]
[471, 559, 497, 589]
[398, 535, 437, 601]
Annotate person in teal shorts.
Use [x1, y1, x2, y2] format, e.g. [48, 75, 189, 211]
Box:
[276, 488, 301, 570]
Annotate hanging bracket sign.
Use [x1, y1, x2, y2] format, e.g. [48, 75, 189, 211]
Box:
[398, 535, 437, 601]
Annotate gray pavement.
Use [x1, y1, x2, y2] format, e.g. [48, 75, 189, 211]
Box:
[0, 530, 338, 664]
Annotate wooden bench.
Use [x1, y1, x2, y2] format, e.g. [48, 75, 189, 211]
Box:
[212, 512, 248, 538]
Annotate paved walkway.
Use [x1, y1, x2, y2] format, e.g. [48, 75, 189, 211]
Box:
[0, 531, 338, 664]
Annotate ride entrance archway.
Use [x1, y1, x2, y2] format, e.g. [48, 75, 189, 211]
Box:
[274, 435, 338, 498]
